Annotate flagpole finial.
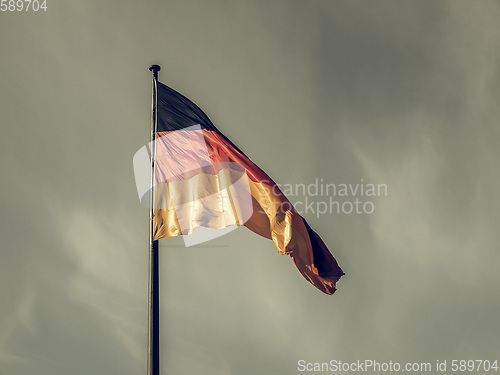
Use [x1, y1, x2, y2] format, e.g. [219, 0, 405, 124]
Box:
[149, 65, 161, 72]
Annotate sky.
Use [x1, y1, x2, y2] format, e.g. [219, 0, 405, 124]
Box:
[1, 1, 499, 374]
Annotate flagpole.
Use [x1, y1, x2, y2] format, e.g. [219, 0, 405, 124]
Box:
[148, 64, 161, 375]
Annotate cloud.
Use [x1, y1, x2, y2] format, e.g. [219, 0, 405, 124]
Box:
[1, 1, 499, 374]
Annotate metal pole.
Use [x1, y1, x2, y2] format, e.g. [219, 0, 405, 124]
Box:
[148, 64, 161, 375]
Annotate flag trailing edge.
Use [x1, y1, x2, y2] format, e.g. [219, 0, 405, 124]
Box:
[151, 81, 345, 295]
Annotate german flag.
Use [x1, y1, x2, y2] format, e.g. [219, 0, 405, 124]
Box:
[152, 81, 344, 295]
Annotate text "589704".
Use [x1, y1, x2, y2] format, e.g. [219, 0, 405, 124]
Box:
[1, 0, 47, 11]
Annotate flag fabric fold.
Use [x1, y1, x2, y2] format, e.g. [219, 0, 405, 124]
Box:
[152, 81, 344, 295]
